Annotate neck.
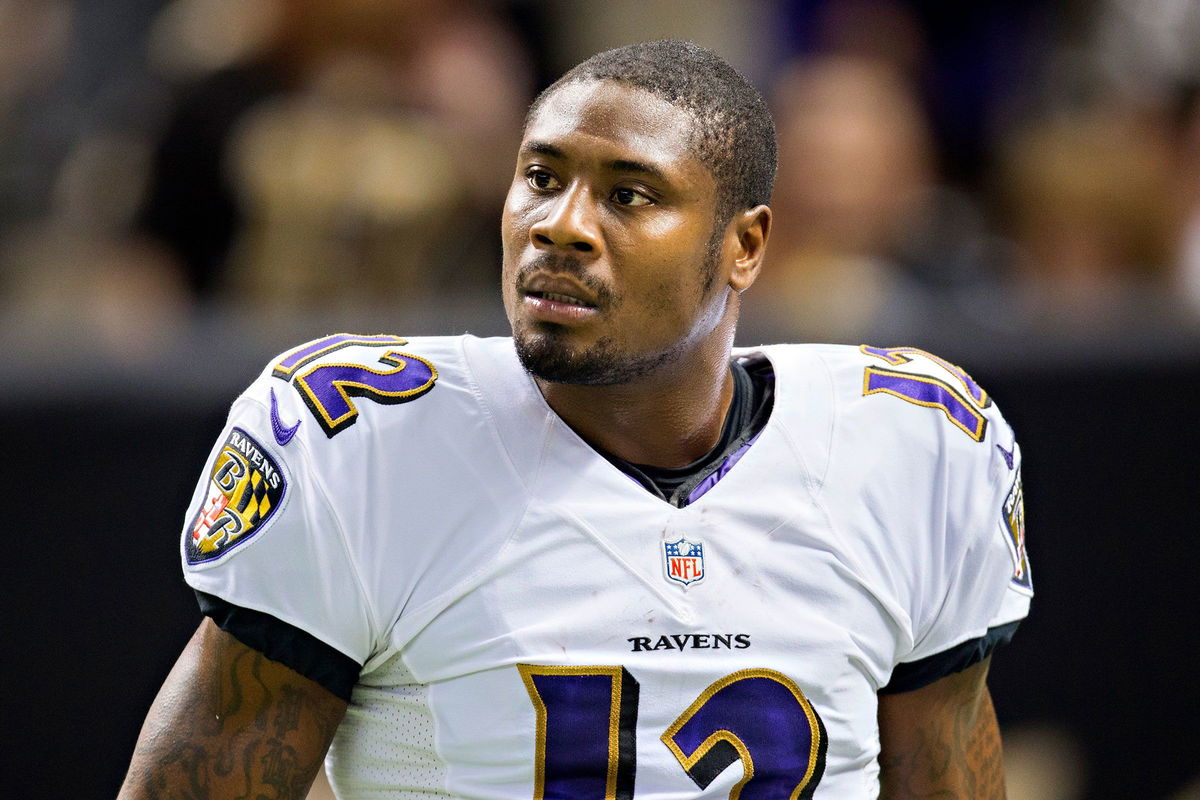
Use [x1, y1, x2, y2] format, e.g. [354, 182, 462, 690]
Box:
[535, 305, 739, 469]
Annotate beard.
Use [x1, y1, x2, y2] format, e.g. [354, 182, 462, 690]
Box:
[509, 241, 722, 386]
[513, 322, 688, 386]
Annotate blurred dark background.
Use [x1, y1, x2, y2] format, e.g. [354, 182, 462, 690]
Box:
[1, 0, 1198, 797]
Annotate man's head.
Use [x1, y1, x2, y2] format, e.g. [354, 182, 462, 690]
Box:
[502, 41, 776, 387]
[529, 40, 777, 231]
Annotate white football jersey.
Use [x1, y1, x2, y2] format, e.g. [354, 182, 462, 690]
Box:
[181, 334, 1031, 800]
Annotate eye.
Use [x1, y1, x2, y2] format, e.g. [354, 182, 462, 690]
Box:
[612, 187, 653, 207]
[525, 167, 560, 191]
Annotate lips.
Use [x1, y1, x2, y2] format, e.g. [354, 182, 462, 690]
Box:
[521, 274, 598, 307]
[519, 274, 601, 323]
[527, 290, 594, 307]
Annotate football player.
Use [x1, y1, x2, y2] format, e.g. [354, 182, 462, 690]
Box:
[120, 40, 1029, 800]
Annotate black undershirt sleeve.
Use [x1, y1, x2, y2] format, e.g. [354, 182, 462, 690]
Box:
[878, 620, 1021, 695]
[196, 590, 362, 701]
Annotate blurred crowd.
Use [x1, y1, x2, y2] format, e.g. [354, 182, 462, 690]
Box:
[3, 0, 1200, 363]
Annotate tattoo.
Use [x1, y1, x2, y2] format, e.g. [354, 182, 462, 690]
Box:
[143, 744, 212, 800]
[275, 686, 303, 738]
[120, 623, 348, 800]
[877, 662, 1006, 799]
[966, 692, 1004, 799]
[257, 687, 307, 797]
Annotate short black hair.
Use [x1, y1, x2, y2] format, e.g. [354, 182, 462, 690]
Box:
[529, 40, 777, 223]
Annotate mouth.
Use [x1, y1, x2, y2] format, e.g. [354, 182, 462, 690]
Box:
[518, 277, 602, 324]
[524, 290, 595, 308]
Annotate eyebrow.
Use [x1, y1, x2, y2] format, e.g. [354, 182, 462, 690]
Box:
[522, 141, 564, 159]
[608, 158, 668, 183]
[521, 141, 670, 184]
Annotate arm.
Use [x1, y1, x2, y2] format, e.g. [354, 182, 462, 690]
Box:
[877, 657, 1005, 800]
[119, 618, 348, 800]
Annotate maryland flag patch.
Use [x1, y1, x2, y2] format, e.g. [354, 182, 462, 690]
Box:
[186, 428, 286, 565]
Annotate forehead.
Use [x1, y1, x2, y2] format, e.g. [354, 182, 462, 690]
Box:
[523, 80, 707, 181]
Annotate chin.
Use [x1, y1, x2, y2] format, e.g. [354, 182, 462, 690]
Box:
[513, 324, 680, 387]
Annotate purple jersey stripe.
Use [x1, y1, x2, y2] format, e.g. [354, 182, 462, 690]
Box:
[686, 431, 763, 505]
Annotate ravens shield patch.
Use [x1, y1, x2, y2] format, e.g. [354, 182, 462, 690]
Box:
[186, 428, 286, 564]
[1002, 468, 1032, 593]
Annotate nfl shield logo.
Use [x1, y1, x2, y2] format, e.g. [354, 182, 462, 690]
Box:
[663, 537, 705, 586]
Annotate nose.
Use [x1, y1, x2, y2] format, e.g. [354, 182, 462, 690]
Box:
[529, 184, 601, 255]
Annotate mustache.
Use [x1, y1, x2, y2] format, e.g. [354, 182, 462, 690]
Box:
[517, 253, 615, 305]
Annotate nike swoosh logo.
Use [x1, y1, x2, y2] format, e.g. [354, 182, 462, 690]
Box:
[270, 387, 301, 446]
[996, 442, 1014, 470]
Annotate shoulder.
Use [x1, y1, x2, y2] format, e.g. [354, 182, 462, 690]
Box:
[747, 342, 1013, 461]
[851, 344, 998, 442]
[763, 342, 1010, 451]
[185, 332, 530, 569]
[758, 342, 1019, 541]
[244, 332, 525, 440]
[763, 345, 1031, 629]
[262, 333, 464, 432]
[218, 333, 530, 496]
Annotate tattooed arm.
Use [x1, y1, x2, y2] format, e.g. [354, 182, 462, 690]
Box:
[877, 657, 1006, 800]
[118, 619, 348, 800]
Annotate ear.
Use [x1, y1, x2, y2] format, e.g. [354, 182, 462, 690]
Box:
[727, 205, 771, 293]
